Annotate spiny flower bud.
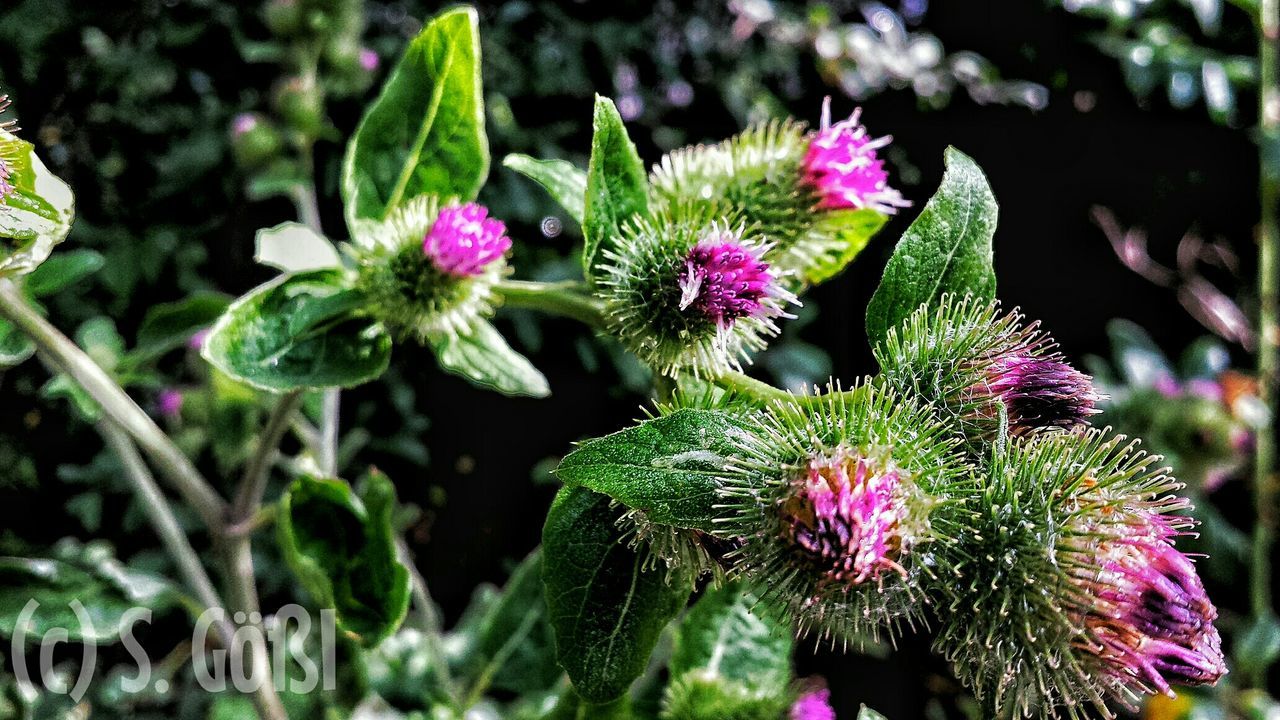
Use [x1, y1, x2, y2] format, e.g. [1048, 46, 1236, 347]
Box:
[422, 202, 510, 278]
[802, 101, 910, 215]
[715, 384, 964, 642]
[599, 216, 796, 377]
[876, 295, 1100, 445]
[934, 430, 1223, 718]
[974, 355, 1101, 434]
[352, 196, 508, 340]
[1066, 511, 1225, 698]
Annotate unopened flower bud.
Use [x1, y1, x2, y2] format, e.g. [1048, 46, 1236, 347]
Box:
[229, 112, 283, 169]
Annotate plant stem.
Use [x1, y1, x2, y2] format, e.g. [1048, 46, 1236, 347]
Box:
[1252, 0, 1280, 636]
[220, 534, 290, 720]
[319, 388, 340, 476]
[494, 279, 606, 328]
[234, 390, 304, 522]
[99, 420, 232, 646]
[713, 370, 798, 405]
[394, 536, 458, 704]
[0, 280, 227, 529]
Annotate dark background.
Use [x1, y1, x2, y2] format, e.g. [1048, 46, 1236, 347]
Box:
[0, 0, 1260, 717]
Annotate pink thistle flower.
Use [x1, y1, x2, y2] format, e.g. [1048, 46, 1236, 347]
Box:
[790, 687, 837, 720]
[780, 448, 908, 588]
[1071, 512, 1226, 697]
[974, 355, 1101, 434]
[1, 94, 17, 202]
[0, 157, 12, 202]
[802, 100, 910, 215]
[232, 112, 260, 137]
[157, 389, 183, 420]
[358, 48, 380, 72]
[187, 328, 211, 351]
[678, 233, 785, 328]
[422, 203, 511, 278]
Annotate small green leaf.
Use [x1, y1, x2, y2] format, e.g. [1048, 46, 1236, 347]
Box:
[858, 706, 889, 720]
[670, 582, 792, 693]
[453, 549, 560, 694]
[277, 470, 411, 647]
[0, 318, 34, 367]
[341, 7, 488, 230]
[806, 208, 888, 285]
[865, 147, 998, 347]
[503, 154, 587, 225]
[1235, 614, 1280, 680]
[202, 270, 392, 392]
[555, 409, 753, 532]
[0, 539, 176, 643]
[0, 130, 75, 277]
[254, 222, 342, 274]
[428, 320, 549, 398]
[582, 95, 648, 279]
[543, 486, 693, 703]
[131, 292, 232, 362]
[23, 249, 104, 297]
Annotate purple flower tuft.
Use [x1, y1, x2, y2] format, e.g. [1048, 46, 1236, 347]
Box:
[358, 48, 380, 72]
[790, 687, 837, 720]
[187, 328, 211, 351]
[157, 389, 183, 420]
[976, 355, 1100, 434]
[678, 233, 783, 327]
[422, 203, 511, 278]
[780, 448, 907, 588]
[0, 158, 12, 202]
[232, 113, 259, 137]
[1072, 513, 1226, 696]
[802, 101, 910, 215]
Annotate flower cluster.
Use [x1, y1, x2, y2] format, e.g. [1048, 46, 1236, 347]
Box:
[352, 196, 510, 340]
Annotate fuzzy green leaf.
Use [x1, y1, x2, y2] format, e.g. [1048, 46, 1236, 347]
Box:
[341, 7, 488, 230]
[0, 540, 176, 643]
[543, 485, 693, 703]
[555, 409, 751, 532]
[807, 208, 888, 285]
[277, 470, 411, 647]
[0, 130, 75, 277]
[202, 270, 391, 392]
[427, 319, 549, 398]
[670, 581, 792, 693]
[132, 292, 231, 362]
[582, 95, 648, 279]
[254, 222, 342, 274]
[865, 147, 997, 347]
[23, 249, 104, 297]
[0, 318, 34, 367]
[503, 154, 587, 225]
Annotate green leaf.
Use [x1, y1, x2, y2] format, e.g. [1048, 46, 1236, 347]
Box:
[669, 582, 792, 693]
[0, 130, 75, 277]
[202, 270, 392, 393]
[277, 470, 411, 647]
[542, 486, 693, 704]
[22, 249, 104, 297]
[254, 222, 342, 274]
[865, 147, 998, 347]
[555, 409, 752, 532]
[806, 208, 888, 285]
[427, 320, 549, 398]
[0, 539, 176, 643]
[0, 318, 34, 367]
[132, 291, 232, 362]
[858, 706, 889, 720]
[453, 549, 560, 694]
[1235, 614, 1280, 681]
[341, 7, 488, 230]
[503, 154, 587, 225]
[582, 95, 648, 279]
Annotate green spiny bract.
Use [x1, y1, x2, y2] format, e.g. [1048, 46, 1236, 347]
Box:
[350, 195, 507, 341]
[659, 672, 792, 720]
[649, 120, 886, 289]
[875, 295, 1100, 447]
[933, 428, 1221, 719]
[596, 209, 796, 377]
[714, 383, 969, 644]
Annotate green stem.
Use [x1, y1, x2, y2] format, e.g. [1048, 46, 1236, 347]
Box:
[220, 534, 290, 720]
[1252, 0, 1280, 659]
[98, 420, 232, 646]
[234, 390, 304, 522]
[0, 280, 227, 529]
[319, 388, 340, 476]
[494, 279, 606, 328]
[713, 370, 797, 406]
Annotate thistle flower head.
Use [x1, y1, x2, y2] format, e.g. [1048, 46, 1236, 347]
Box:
[789, 687, 836, 720]
[975, 355, 1101, 434]
[935, 430, 1223, 718]
[351, 195, 507, 340]
[422, 202, 510, 278]
[802, 100, 910, 215]
[649, 116, 896, 288]
[877, 295, 1101, 445]
[599, 215, 796, 376]
[715, 383, 966, 643]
